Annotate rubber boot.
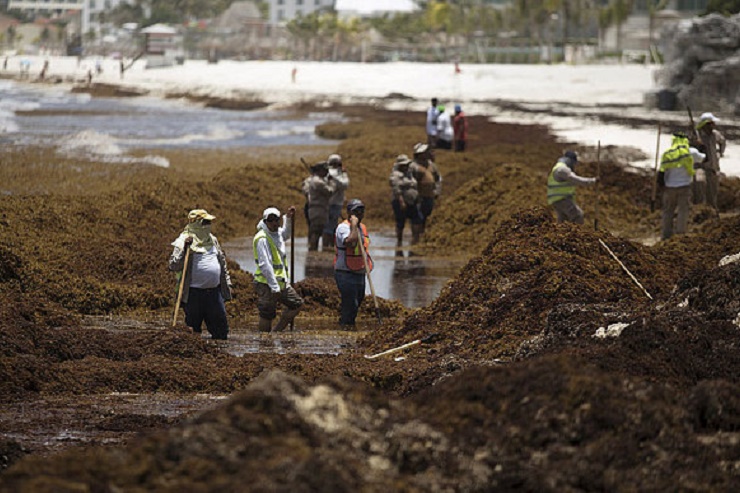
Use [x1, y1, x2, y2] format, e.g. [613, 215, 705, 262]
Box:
[258, 317, 272, 332]
[322, 233, 334, 252]
[273, 307, 300, 332]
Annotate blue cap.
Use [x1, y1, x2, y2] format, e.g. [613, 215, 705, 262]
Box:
[454, 104, 462, 113]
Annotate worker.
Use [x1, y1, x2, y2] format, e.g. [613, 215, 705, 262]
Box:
[168, 209, 232, 340]
[435, 105, 454, 150]
[695, 112, 726, 210]
[546, 150, 597, 224]
[389, 154, 422, 247]
[253, 206, 303, 332]
[659, 132, 706, 240]
[426, 97, 439, 147]
[411, 143, 442, 240]
[334, 199, 372, 329]
[322, 153, 350, 251]
[301, 161, 336, 251]
[453, 104, 468, 152]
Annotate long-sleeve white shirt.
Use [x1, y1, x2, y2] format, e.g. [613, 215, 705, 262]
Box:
[254, 216, 292, 292]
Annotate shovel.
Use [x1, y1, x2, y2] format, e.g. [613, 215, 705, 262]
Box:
[172, 247, 191, 327]
[358, 233, 382, 325]
[364, 333, 439, 360]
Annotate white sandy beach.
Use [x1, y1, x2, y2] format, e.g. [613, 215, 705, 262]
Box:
[4, 55, 737, 175]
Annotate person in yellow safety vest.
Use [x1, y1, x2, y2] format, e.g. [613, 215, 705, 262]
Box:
[253, 206, 303, 333]
[546, 150, 597, 224]
[659, 132, 706, 240]
[334, 199, 373, 329]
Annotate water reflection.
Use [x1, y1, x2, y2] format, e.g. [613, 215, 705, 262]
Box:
[223, 230, 467, 308]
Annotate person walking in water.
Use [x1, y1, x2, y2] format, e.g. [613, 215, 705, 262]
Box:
[302, 161, 336, 251]
[411, 143, 442, 241]
[253, 206, 303, 332]
[389, 154, 422, 248]
[323, 153, 349, 251]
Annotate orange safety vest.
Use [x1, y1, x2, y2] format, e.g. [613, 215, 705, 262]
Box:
[335, 221, 373, 273]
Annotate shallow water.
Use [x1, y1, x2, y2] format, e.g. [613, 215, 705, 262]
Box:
[223, 230, 467, 309]
[0, 79, 340, 156]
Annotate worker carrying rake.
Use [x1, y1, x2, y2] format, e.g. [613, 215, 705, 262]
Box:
[547, 150, 598, 224]
[334, 199, 374, 329]
[169, 209, 232, 340]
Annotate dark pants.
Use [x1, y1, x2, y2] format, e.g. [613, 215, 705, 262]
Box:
[334, 270, 365, 326]
[455, 140, 466, 152]
[392, 199, 424, 230]
[436, 139, 452, 150]
[420, 197, 435, 222]
[184, 286, 229, 339]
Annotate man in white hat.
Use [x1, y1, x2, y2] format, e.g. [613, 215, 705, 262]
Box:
[695, 112, 726, 210]
[253, 206, 303, 332]
[411, 142, 442, 242]
[169, 209, 232, 339]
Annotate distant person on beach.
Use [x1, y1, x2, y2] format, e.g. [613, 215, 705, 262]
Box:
[3, 57, 8, 71]
[168, 209, 232, 340]
[301, 161, 336, 251]
[323, 153, 349, 251]
[291, 66, 297, 83]
[253, 206, 303, 333]
[435, 105, 454, 150]
[334, 199, 372, 329]
[411, 143, 442, 240]
[659, 132, 705, 240]
[695, 112, 726, 211]
[95, 59, 103, 75]
[453, 105, 468, 152]
[546, 150, 597, 224]
[389, 154, 422, 248]
[426, 97, 439, 147]
[39, 60, 49, 80]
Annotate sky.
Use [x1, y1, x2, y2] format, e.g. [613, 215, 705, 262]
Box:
[6, 55, 738, 176]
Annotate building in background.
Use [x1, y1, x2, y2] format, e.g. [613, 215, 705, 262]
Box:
[264, 0, 334, 25]
[334, 0, 418, 20]
[8, 0, 129, 35]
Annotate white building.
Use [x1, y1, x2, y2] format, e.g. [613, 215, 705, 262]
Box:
[264, 0, 335, 25]
[334, 0, 419, 20]
[8, 0, 129, 34]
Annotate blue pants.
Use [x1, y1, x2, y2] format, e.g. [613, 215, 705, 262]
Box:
[334, 270, 365, 326]
[184, 286, 229, 339]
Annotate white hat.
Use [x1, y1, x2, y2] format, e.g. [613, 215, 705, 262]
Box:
[697, 112, 720, 129]
[262, 207, 281, 220]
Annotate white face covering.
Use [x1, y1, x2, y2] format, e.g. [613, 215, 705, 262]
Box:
[183, 221, 214, 253]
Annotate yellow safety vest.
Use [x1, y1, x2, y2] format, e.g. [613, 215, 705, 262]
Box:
[659, 137, 695, 176]
[547, 162, 576, 205]
[253, 230, 288, 288]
